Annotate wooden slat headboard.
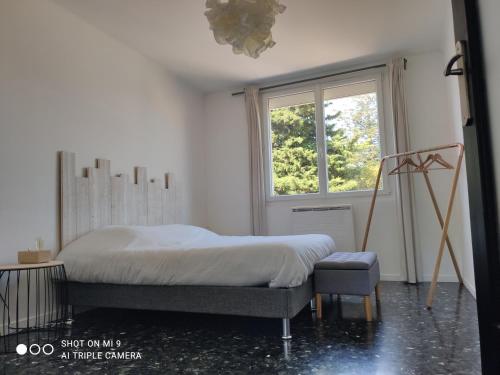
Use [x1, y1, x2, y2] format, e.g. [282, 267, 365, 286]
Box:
[59, 151, 175, 249]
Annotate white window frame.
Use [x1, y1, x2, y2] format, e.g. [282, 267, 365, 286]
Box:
[261, 69, 389, 202]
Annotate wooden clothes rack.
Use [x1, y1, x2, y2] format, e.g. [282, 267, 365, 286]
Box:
[361, 143, 465, 308]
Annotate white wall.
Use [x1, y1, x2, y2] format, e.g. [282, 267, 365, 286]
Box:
[204, 93, 252, 235]
[0, 0, 207, 263]
[405, 49, 474, 291]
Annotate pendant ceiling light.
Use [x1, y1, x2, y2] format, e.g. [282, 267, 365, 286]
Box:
[205, 0, 286, 59]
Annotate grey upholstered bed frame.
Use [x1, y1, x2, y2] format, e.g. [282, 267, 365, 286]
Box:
[59, 152, 313, 339]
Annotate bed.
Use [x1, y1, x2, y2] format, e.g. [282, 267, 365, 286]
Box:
[58, 152, 335, 339]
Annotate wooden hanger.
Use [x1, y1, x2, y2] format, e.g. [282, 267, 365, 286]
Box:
[419, 153, 454, 171]
[388, 156, 419, 175]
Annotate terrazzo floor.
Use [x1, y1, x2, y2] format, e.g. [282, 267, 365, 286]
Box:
[1, 282, 481, 374]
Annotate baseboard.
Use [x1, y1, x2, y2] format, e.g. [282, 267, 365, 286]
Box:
[419, 274, 476, 298]
[381, 274, 404, 281]
[463, 279, 476, 299]
[421, 274, 460, 282]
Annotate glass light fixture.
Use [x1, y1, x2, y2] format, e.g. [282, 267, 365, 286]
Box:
[205, 0, 286, 59]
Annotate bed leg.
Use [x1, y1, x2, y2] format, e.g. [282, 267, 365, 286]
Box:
[66, 305, 74, 325]
[282, 318, 292, 340]
[310, 298, 317, 311]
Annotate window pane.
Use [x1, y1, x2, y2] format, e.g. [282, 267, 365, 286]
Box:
[323, 81, 382, 193]
[269, 91, 319, 196]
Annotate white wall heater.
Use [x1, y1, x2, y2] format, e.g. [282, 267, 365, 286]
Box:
[291, 204, 356, 251]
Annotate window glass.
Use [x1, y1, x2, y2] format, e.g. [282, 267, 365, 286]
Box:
[323, 81, 382, 192]
[269, 91, 319, 196]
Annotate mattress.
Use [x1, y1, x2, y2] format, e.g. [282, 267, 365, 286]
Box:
[57, 225, 335, 288]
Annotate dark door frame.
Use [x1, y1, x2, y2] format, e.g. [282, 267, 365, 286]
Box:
[451, 1, 500, 374]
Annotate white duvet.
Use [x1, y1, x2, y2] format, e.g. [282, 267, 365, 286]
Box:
[57, 225, 335, 288]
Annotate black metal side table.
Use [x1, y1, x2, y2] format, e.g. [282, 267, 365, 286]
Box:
[0, 260, 68, 353]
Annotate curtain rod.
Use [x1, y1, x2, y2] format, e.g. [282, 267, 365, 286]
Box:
[231, 63, 388, 96]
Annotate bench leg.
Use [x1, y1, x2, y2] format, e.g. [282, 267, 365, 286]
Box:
[363, 296, 373, 322]
[315, 293, 322, 319]
[282, 318, 292, 340]
[375, 284, 381, 305]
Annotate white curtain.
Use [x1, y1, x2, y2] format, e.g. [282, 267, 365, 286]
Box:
[389, 58, 418, 283]
[244, 87, 267, 235]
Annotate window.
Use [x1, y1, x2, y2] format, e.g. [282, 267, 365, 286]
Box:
[268, 91, 319, 195]
[262, 72, 386, 199]
[323, 81, 383, 193]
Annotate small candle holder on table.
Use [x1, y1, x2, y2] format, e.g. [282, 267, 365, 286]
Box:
[0, 261, 69, 354]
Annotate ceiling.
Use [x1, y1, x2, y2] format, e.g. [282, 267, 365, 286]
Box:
[53, 0, 447, 92]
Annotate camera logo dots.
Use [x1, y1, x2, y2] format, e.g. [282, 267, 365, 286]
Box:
[16, 343, 54, 356]
[42, 344, 55, 355]
[30, 344, 41, 355]
[16, 344, 27, 355]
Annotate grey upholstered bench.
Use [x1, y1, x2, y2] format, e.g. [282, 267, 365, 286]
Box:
[314, 252, 380, 321]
